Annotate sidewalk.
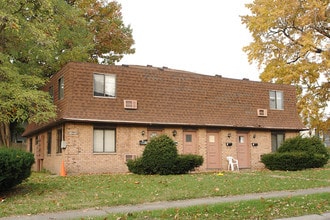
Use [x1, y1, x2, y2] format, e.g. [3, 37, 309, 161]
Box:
[1, 187, 330, 220]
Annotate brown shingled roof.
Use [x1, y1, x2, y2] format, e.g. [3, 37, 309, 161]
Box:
[23, 62, 305, 136]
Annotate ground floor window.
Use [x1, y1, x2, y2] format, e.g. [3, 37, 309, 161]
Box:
[57, 128, 63, 154]
[29, 138, 32, 152]
[271, 132, 285, 152]
[47, 131, 52, 154]
[93, 128, 116, 153]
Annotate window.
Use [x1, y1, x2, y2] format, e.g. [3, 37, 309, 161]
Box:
[57, 128, 63, 153]
[29, 138, 33, 152]
[47, 131, 52, 155]
[269, 90, 283, 110]
[93, 128, 116, 153]
[49, 86, 54, 102]
[35, 136, 39, 145]
[185, 134, 192, 142]
[58, 77, 64, 100]
[271, 132, 285, 152]
[93, 73, 116, 97]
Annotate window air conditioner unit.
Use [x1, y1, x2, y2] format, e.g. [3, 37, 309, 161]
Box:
[257, 109, 267, 117]
[125, 154, 137, 162]
[124, 100, 137, 109]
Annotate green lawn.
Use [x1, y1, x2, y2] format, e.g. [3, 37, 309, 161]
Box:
[1, 168, 329, 218]
[105, 193, 330, 220]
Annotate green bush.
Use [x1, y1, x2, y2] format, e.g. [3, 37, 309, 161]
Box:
[127, 135, 203, 175]
[141, 134, 178, 175]
[278, 136, 328, 156]
[0, 147, 35, 191]
[174, 154, 204, 174]
[261, 136, 329, 171]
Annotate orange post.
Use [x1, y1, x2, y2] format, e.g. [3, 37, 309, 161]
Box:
[60, 160, 66, 176]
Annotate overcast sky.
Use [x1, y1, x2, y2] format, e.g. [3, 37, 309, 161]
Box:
[115, 0, 260, 81]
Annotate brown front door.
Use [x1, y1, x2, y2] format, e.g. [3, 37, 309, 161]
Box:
[237, 132, 250, 168]
[206, 132, 221, 169]
[183, 131, 198, 154]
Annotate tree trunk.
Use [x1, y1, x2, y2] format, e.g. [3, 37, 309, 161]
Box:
[0, 122, 11, 147]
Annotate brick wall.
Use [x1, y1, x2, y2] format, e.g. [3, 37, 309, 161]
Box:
[27, 122, 300, 174]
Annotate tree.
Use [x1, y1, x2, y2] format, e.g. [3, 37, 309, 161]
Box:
[241, 0, 330, 133]
[0, 0, 134, 146]
[70, 0, 135, 64]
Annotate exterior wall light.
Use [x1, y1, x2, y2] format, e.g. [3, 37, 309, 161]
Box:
[172, 130, 177, 137]
[251, 134, 257, 147]
[141, 130, 145, 136]
[226, 133, 232, 147]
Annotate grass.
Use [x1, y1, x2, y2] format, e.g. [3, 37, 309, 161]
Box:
[105, 193, 330, 220]
[0, 168, 329, 218]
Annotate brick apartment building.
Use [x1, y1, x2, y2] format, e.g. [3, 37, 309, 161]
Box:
[23, 62, 305, 174]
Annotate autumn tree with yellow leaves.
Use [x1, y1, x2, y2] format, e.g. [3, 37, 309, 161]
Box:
[241, 0, 329, 133]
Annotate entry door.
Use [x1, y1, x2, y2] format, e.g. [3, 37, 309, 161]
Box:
[237, 133, 250, 168]
[183, 131, 198, 154]
[206, 132, 221, 169]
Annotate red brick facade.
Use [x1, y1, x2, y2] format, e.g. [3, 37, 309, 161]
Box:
[23, 62, 305, 174]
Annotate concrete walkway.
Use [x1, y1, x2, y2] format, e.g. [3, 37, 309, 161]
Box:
[1, 187, 330, 220]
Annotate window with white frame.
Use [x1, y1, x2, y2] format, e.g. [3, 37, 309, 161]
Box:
[93, 73, 116, 97]
[271, 132, 285, 152]
[93, 128, 116, 153]
[269, 90, 283, 110]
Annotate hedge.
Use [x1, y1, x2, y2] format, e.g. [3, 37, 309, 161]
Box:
[261, 136, 329, 171]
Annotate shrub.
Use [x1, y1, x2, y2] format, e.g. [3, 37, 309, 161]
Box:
[174, 154, 204, 174]
[0, 147, 35, 191]
[141, 135, 178, 175]
[126, 157, 145, 174]
[261, 136, 329, 171]
[127, 135, 203, 175]
[278, 136, 328, 156]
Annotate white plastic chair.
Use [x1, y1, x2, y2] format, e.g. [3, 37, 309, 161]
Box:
[226, 156, 239, 171]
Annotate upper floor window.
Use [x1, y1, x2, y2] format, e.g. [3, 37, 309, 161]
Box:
[269, 90, 283, 110]
[93, 73, 116, 97]
[58, 77, 64, 100]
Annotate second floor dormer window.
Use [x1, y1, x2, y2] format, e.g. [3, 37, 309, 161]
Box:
[93, 73, 116, 97]
[269, 90, 283, 110]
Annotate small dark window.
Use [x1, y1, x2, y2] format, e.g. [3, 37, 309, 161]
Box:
[58, 77, 64, 100]
[185, 134, 192, 142]
[47, 131, 52, 155]
[57, 128, 63, 153]
[29, 138, 33, 152]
